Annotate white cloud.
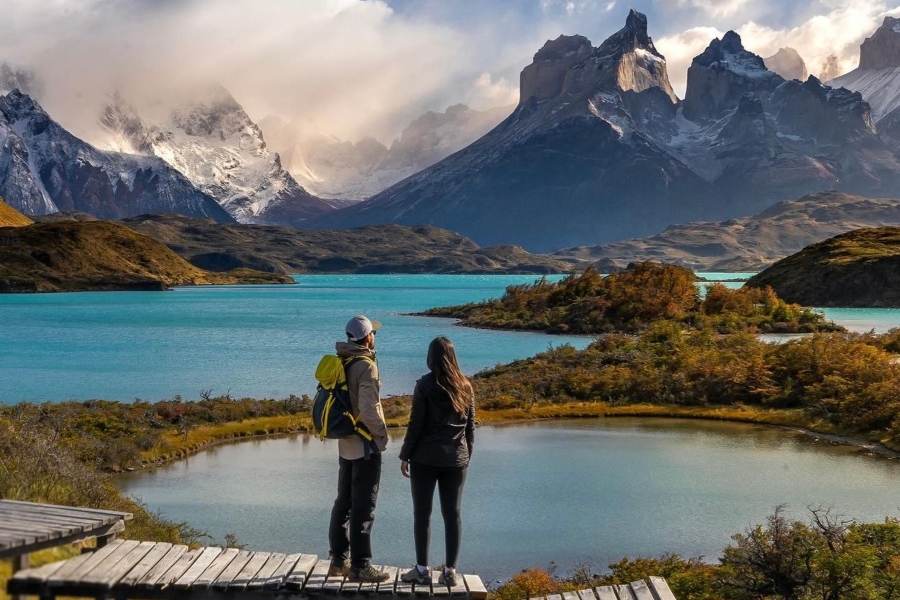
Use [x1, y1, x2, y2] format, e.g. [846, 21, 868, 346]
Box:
[656, 26, 724, 96]
[658, 0, 753, 19]
[468, 73, 520, 108]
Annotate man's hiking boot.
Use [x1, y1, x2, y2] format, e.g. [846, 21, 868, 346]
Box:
[400, 566, 430, 585]
[328, 559, 350, 577]
[348, 565, 391, 583]
[438, 569, 457, 587]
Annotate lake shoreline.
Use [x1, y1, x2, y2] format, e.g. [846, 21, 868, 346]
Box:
[129, 403, 900, 473]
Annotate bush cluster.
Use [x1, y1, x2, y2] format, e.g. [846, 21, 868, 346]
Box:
[423, 263, 839, 334]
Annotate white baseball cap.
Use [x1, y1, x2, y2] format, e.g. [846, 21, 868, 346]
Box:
[346, 315, 381, 342]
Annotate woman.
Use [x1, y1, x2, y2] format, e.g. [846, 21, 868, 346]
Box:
[399, 336, 475, 587]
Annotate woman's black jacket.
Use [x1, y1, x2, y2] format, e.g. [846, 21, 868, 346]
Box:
[398, 372, 475, 468]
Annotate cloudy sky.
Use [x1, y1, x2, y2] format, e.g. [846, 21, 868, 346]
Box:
[3, 0, 900, 143]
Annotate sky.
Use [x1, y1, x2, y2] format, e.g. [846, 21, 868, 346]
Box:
[2, 0, 900, 144]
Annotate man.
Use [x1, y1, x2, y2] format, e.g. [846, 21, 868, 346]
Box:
[328, 315, 391, 583]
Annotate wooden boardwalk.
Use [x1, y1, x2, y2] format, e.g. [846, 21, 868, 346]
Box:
[8, 540, 490, 599]
[528, 577, 676, 600]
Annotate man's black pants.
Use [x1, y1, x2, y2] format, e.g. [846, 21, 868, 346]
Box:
[329, 453, 382, 568]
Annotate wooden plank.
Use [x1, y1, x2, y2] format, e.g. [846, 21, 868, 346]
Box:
[11, 555, 90, 585]
[375, 565, 399, 596]
[0, 500, 132, 521]
[594, 586, 618, 600]
[212, 550, 253, 590]
[246, 552, 286, 590]
[82, 540, 155, 588]
[153, 547, 203, 589]
[577, 588, 597, 600]
[228, 551, 271, 591]
[265, 552, 301, 590]
[49, 539, 125, 585]
[117, 542, 173, 587]
[0, 514, 93, 535]
[614, 585, 636, 600]
[648, 577, 677, 600]
[304, 559, 331, 595]
[136, 544, 189, 589]
[0, 506, 120, 528]
[284, 553, 318, 591]
[343, 566, 366, 595]
[172, 546, 223, 590]
[628, 580, 655, 600]
[77, 539, 144, 586]
[562, 592, 581, 600]
[463, 574, 488, 600]
[547, 594, 563, 600]
[0, 520, 126, 561]
[191, 547, 239, 589]
[0, 508, 104, 528]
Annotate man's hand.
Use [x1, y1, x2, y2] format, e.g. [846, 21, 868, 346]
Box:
[401, 460, 410, 478]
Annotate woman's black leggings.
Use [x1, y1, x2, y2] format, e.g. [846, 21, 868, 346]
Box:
[409, 462, 467, 568]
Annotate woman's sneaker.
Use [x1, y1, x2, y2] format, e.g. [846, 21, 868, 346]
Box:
[348, 565, 391, 583]
[438, 568, 457, 587]
[400, 566, 430, 585]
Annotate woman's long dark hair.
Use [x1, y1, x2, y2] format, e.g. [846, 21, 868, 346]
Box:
[427, 336, 473, 418]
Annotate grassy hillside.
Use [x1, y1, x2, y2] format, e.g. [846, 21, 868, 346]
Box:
[120, 213, 573, 274]
[0, 196, 32, 227]
[0, 220, 293, 292]
[746, 226, 900, 307]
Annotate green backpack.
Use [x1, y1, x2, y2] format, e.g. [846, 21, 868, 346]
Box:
[312, 355, 377, 447]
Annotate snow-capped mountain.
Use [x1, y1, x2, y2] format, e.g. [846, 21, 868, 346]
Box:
[100, 85, 334, 225]
[763, 48, 808, 82]
[0, 90, 232, 221]
[259, 103, 512, 201]
[310, 11, 900, 252]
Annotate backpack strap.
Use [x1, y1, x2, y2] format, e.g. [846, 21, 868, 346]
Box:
[340, 355, 380, 459]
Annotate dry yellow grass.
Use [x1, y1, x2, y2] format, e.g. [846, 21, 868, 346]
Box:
[0, 197, 32, 227]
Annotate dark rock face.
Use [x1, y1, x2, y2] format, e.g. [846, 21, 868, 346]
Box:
[860, 17, 900, 69]
[309, 14, 900, 253]
[0, 91, 233, 222]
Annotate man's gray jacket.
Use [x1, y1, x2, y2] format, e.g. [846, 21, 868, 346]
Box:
[335, 341, 389, 460]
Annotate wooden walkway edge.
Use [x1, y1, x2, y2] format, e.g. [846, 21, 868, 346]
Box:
[8, 540, 491, 599]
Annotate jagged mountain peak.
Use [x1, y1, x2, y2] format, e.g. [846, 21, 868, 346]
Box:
[860, 16, 900, 69]
[0, 63, 41, 98]
[694, 30, 769, 75]
[596, 9, 660, 58]
[0, 89, 44, 120]
[533, 34, 593, 62]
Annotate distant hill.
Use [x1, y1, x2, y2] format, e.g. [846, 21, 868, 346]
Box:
[553, 191, 900, 271]
[0, 196, 32, 227]
[0, 220, 293, 292]
[746, 227, 900, 307]
[121, 213, 572, 274]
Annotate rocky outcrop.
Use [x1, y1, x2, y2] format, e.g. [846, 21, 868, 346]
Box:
[746, 226, 900, 307]
[860, 17, 900, 70]
[0, 91, 233, 222]
[100, 86, 333, 225]
[764, 48, 808, 81]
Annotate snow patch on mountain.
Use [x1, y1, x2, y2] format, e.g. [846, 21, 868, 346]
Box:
[830, 67, 900, 122]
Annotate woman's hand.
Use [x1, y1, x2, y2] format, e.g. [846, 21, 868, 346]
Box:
[401, 460, 410, 478]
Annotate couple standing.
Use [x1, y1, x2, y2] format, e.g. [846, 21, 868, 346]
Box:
[328, 315, 475, 585]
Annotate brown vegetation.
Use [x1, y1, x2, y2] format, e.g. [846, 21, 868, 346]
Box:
[423, 263, 840, 334]
[0, 197, 32, 227]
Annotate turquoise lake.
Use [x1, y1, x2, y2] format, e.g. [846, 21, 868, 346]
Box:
[1, 274, 899, 403]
